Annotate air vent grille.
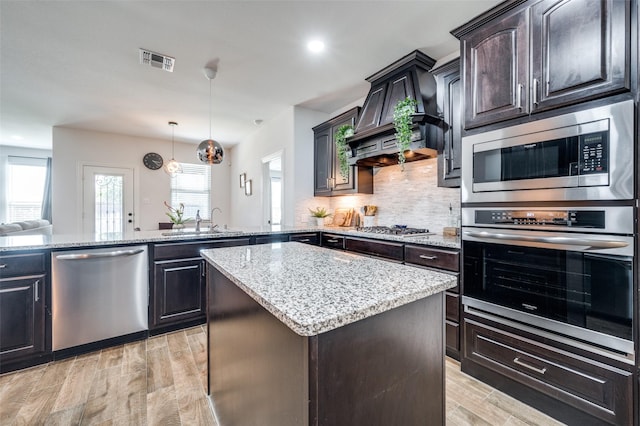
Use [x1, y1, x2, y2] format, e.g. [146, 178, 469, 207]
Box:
[139, 48, 174, 72]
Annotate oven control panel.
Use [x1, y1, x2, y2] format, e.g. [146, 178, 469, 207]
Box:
[579, 131, 608, 174]
[475, 209, 605, 229]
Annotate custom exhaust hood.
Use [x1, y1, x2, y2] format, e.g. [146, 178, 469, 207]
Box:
[347, 50, 441, 168]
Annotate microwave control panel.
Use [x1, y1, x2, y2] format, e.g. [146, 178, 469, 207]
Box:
[579, 131, 608, 174]
[475, 209, 605, 229]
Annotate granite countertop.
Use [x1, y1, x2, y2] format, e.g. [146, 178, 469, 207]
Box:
[201, 242, 458, 336]
[0, 225, 460, 252]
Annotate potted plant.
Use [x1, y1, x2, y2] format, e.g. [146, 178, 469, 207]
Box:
[309, 206, 331, 227]
[334, 124, 354, 181]
[164, 201, 190, 229]
[393, 97, 418, 170]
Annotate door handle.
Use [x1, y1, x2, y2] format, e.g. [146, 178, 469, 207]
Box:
[463, 231, 628, 250]
[56, 249, 145, 260]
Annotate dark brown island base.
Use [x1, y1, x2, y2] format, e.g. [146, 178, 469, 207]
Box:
[202, 242, 456, 426]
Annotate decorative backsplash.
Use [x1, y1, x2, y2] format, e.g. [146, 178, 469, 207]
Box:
[297, 158, 461, 233]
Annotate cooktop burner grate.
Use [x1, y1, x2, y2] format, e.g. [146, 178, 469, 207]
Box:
[355, 226, 430, 235]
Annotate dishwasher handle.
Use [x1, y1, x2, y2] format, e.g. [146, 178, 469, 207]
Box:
[56, 248, 145, 261]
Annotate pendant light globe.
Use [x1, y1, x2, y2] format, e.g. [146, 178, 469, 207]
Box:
[198, 66, 224, 165]
[164, 121, 182, 176]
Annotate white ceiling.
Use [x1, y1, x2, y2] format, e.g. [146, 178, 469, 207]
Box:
[0, 0, 500, 150]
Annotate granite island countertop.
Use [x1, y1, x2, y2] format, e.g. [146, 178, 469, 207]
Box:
[201, 242, 457, 336]
[0, 225, 460, 252]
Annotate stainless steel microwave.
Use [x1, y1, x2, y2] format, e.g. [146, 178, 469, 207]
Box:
[461, 100, 634, 203]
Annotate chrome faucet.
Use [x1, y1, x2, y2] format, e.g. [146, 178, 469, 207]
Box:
[210, 207, 222, 231]
[195, 210, 202, 232]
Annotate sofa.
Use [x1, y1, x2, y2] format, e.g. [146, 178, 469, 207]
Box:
[0, 219, 52, 236]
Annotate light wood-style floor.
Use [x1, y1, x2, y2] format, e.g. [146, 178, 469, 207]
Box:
[0, 325, 565, 425]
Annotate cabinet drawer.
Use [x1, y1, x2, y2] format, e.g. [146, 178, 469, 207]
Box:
[404, 245, 459, 272]
[154, 238, 251, 260]
[464, 319, 633, 425]
[289, 233, 319, 245]
[445, 292, 459, 322]
[255, 234, 290, 245]
[0, 253, 46, 277]
[345, 237, 403, 261]
[321, 234, 345, 250]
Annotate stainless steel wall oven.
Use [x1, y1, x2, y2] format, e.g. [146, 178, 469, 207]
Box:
[461, 206, 634, 362]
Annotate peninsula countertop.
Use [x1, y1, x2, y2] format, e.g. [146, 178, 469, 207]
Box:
[0, 225, 460, 252]
[201, 242, 457, 336]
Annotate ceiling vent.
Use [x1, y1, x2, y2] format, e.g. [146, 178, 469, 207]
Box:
[139, 48, 174, 72]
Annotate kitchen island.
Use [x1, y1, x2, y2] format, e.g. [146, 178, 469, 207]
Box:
[201, 242, 457, 426]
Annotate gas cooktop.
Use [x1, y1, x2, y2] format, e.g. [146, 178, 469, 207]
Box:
[354, 226, 433, 236]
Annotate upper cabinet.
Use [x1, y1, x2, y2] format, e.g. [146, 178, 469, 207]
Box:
[313, 107, 374, 197]
[453, 0, 630, 129]
[433, 59, 462, 188]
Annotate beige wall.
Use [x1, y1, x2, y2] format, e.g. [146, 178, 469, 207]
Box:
[52, 127, 230, 234]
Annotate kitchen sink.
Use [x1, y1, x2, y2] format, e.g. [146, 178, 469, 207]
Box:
[161, 229, 225, 237]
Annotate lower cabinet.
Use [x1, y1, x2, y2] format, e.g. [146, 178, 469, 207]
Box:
[0, 252, 50, 373]
[344, 237, 404, 262]
[289, 232, 320, 245]
[152, 258, 206, 330]
[463, 316, 633, 425]
[150, 238, 250, 333]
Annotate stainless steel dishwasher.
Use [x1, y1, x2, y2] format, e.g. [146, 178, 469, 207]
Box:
[51, 245, 148, 351]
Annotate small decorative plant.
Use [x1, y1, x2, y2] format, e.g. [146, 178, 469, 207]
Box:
[308, 206, 331, 218]
[164, 201, 190, 225]
[334, 124, 354, 181]
[393, 97, 418, 170]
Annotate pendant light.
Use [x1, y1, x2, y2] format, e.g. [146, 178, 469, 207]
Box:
[164, 121, 182, 176]
[197, 66, 224, 164]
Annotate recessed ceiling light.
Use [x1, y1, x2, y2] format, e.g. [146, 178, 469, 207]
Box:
[307, 39, 325, 53]
[11, 134, 23, 140]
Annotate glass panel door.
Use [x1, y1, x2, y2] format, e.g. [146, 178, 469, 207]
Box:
[82, 166, 134, 235]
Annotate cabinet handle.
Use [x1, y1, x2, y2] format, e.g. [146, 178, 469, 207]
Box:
[516, 83, 523, 110]
[532, 78, 539, 107]
[297, 239, 311, 242]
[327, 239, 339, 243]
[34, 279, 40, 302]
[419, 255, 437, 260]
[513, 357, 546, 374]
[0, 264, 6, 269]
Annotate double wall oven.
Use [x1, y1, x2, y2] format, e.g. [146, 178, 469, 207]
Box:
[461, 99, 635, 362]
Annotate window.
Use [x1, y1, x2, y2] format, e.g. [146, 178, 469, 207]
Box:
[170, 163, 211, 220]
[7, 156, 47, 222]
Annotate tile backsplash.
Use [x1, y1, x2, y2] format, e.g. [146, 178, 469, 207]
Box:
[299, 158, 461, 233]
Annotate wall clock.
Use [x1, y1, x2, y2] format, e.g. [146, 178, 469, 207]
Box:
[143, 152, 164, 170]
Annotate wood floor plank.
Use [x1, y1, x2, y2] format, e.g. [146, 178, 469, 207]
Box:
[97, 345, 124, 371]
[13, 385, 61, 425]
[147, 385, 181, 426]
[38, 358, 76, 389]
[169, 349, 202, 394]
[176, 393, 216, 426]
[146, 346, 174, 393]
[146, 335, 167, 350]
[447, 405, 496, 426]
[52, 355, 99, 412]
[81, 366, 123, 425]
[167, 331, 190, 354]
[122, 340, 146, 377]
[486, 391, 565, 426]
[44, 404, 84, 426]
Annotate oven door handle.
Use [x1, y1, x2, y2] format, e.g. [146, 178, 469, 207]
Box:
[463, 231, 629, 250]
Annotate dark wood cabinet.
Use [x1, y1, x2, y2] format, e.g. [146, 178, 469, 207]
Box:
[0, 252, 50, 373]
[313, 107, 373, 196]
[463, 317, 633, 425]
[289, 233, 320, 245]
[530, 0, 630, 112]
[151, 238, 250, 333]
[255, 234, 290, 245]
[320, 233, 345, 250]
[460, 6, 529, 128]
[344, 237, 404, 262]
[454, 0, 630, 129]
[433, 59, 462, 187]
